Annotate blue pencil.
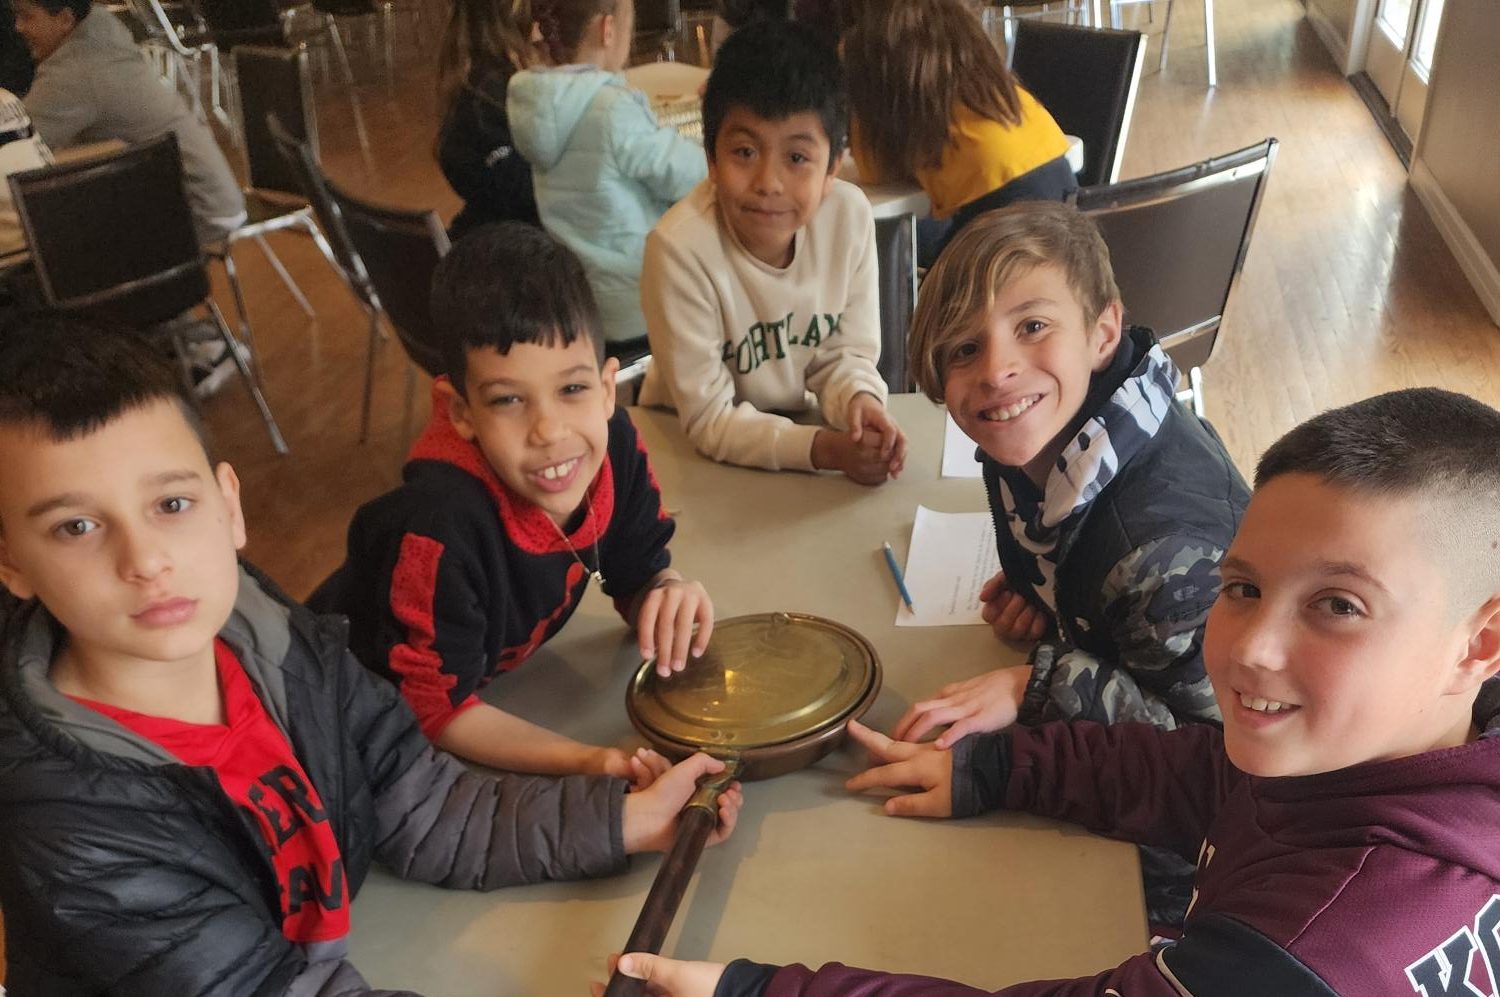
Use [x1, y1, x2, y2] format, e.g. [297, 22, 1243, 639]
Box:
[881, 542, 916, 611]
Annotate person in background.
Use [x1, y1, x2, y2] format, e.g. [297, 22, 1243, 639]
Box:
[507, 0, 705, 353]
[843, 0, 1075, 265]
[13, 0, 244, 245]
[437, 0, 548, 239]
[0, 87, 48, 261]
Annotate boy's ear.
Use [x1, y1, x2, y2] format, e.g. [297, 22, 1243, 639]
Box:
[599, 11, 616, 51]
[821, 148, 845, 197]
[1449, 595, 1500, 694]
[213, 462, 248, 552]
[600, 356, 620, 412]
[1090, 299, 1125, 372]
[438, 378, 477, 442]
[0, 533, 36, 601]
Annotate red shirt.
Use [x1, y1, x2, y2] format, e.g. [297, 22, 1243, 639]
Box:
[69, 640, 350, 944]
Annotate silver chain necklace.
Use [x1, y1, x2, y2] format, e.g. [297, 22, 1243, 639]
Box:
[546, 485, 605, 587]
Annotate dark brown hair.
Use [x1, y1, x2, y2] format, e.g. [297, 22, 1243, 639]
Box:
[437, 0, 541, 110]
[843, 0, 1022, 178]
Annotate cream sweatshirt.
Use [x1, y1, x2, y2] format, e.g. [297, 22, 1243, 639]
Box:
[639, 177, 887, 471]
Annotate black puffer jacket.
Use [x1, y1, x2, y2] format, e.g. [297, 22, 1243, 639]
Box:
[0, 564, 627, 996]
[438, 66, 540, 239]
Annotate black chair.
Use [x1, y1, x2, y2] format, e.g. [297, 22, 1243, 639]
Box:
[8, 134, 288, 453]
[1009, 20, 1146, 188]
[874, 212, 917, 393]
[322, 176, 452, 429]
[267, 112, 387, 441]
[637, 0, 684, 60]
[1074, 138, 1278, 415]
[209, 45, 347, 361]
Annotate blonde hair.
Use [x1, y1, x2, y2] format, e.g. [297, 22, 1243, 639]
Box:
[843, 0, 1023, 178]
[909, 202, 1120, 401]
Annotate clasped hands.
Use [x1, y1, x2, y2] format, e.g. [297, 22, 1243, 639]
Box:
[812, 392, 907, 485]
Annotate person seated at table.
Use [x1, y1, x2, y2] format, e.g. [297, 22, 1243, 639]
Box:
[507, 0, 705, 352]
[637, 18, 906, 484]
[437, 0, 548, 239]
[0, 314, 743, 996]
[604, 387, 1500, 997]
[13, 0, 245, 246]
[313, 223, 714, 781]
[843, 0, 1075, 266]
[893, 202, 1247, 925]
[0, 86, 50, 260]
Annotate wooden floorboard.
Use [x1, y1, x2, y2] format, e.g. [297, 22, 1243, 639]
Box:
[195, 0, 1496, 600]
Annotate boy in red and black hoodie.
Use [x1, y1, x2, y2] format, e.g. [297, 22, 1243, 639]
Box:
[317, 222, 713, 781]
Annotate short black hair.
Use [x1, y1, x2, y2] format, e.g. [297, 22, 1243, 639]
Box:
[703, 17, 847, 172]
[0, 313, 203, 445]
[430, 222, 604, 394]
[1256, 388, 1500, 495]
[1258, 388, 1500, 613]
[26, 0, 92, 19]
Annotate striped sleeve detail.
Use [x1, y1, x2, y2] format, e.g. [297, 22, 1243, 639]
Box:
[386, 533, 471, 741]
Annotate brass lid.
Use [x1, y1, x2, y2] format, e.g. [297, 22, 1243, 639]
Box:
[627, 612, 879, 751]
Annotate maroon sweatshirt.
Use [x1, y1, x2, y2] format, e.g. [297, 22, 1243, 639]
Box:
[719, 690, 1500, 997]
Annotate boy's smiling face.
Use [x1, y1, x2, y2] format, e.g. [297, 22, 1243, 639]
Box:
[445, 337, 619, 526]
[709, 107, 840, 269]
[0, 399, 246, 673]
[1204, 473, 1498, 778]
[942, 263, 1122, 485]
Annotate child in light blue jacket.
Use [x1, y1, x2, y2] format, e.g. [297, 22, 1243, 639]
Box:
[508, 0, 706, 348]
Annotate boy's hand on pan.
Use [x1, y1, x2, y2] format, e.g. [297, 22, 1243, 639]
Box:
[636, 571, 715, 677]
[625, 747, 674, 792]
[622, 753, 744, 854]
[890, 666, 1029, 748]
[590, 952, 726, 997]
[844, 720, 954, 819]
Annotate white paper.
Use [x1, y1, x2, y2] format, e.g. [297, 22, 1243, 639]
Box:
[941, 411, 983, 478]
[894, 505, 1000, 627]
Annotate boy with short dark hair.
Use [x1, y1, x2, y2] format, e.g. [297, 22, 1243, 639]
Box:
[638, 17, 906, 484]
[318, 222, 713, 781]
[609, 387, 1500, 997]
[0, 316, 741, 995]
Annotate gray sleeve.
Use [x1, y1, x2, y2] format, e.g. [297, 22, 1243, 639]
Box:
[286, 957, 423, 997]
[23, 60, 97, 149]
[338, 648, 630, 888]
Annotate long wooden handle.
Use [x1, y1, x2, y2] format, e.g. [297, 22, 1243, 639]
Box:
[603, 765, 738, 997]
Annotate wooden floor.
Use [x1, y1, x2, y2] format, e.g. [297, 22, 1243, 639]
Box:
[201, 0, 1498, 599]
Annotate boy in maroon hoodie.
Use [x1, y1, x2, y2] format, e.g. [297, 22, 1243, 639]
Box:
[603, 388, 1500, 997]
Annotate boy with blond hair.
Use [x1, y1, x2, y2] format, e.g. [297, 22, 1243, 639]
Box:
[0, 316, 740, 995]
[318, 223, 713, 781]
[638, 18, 906, 484]
[608, 387, 1500, 996]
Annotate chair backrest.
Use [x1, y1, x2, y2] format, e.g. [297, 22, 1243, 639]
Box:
[638, 0, 683, 33]
[235, 45, 317, 196]
[9, 133, 211, 327]
[1009, 21, 1146, 188]
[323, 177, 451, 377]
[194, 0, 285, 48]
[266, 111, 369, 292]
[1075, 138, 1278, 373]
[873, 212, 917, 392]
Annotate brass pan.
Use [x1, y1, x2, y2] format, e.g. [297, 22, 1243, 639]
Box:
[603, 612, 882, 997]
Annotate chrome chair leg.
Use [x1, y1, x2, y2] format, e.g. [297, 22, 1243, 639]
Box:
[206, 300, 289, 454]
[359, 302, 381, 443]
[216, 244, 262, 377]
[253, 233, 315, 316]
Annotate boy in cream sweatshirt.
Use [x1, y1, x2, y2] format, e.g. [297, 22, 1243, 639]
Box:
[638, 19, 905, 484]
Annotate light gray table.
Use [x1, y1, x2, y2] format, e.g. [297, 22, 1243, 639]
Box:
[349, 395, 1147, 995]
